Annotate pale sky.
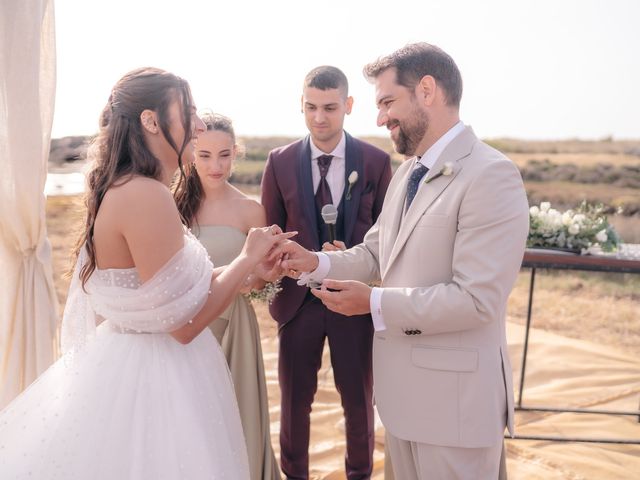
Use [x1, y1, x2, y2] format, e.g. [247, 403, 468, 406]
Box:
[52, 0, 640, 141]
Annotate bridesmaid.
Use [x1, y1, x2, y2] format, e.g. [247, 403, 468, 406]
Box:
[175, 113, 280, 480]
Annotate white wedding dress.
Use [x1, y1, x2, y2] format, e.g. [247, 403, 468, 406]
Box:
[0, 234, 250, 479]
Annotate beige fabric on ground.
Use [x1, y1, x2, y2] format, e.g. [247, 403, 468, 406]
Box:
[0, 0, 58, 408]
[253, 305, 640, 479]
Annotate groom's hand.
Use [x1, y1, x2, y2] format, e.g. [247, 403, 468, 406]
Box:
[321, 240, 346, 252]
[276, 240, 319, 276]
[311, 280, 371, 316]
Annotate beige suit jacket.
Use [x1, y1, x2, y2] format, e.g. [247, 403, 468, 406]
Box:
[325, 126, 529, 448]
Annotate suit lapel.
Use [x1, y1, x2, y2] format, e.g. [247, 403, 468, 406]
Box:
[342, 132, 363, 244]
[297, 136, 320, 249]
[384, 127, 477, 274]
[380, 158, 415, 277]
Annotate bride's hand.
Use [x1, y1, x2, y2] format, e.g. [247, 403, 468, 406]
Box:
[243, 225, 297, 264]
[254, 255, 283, 283]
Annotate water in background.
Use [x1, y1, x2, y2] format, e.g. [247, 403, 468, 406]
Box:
[44, 172, 261, 202]
[45, 172, 85, 196]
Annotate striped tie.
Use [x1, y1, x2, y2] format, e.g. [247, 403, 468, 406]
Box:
[315, 154, 333, 209]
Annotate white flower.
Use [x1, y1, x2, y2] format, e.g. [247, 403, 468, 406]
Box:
[568, 223, 580, 235]
[547, 209, 562, 228]
[529, 206, 540, 216]
[540, 202, 551, 212]
[561, 211, 573, 226]
[595, 229, 608, 243]
[345, 170, 358, 200]
[424, 162, 455, 184]
[573, 213, 586, 224]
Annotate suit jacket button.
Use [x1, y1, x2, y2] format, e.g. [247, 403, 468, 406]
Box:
[404, 330, 412, 336]
[414, 329, 422, 335]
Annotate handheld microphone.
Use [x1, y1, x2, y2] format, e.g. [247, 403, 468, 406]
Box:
[320, 204, 338, 243]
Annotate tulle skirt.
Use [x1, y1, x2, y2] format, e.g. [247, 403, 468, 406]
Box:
[0, 322, 250, 479]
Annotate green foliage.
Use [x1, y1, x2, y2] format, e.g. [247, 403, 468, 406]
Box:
[244, 280, 282, 304]
[528, 201, 621, 252]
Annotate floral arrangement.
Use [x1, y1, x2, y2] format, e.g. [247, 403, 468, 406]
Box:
[245, 279, 282, 304]
[528, 201, 621, 253]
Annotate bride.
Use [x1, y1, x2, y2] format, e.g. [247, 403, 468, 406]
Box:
[0, 67, 291, 479]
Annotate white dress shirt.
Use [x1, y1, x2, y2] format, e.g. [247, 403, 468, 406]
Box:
[301, 122, 465, 331]
[310, 132, 346, 207]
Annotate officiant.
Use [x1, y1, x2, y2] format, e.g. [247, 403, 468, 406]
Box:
[260, 65, 392, 480]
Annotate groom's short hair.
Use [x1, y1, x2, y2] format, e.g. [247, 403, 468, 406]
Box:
[363, 42, 463, 108]
[303, 66, 349, 97]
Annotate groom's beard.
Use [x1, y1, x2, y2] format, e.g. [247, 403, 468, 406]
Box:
[389, 103, 429, 156]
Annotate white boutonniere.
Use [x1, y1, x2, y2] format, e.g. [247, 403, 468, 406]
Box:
[346, 170, 358, 200]
[424, 162, 454, 184]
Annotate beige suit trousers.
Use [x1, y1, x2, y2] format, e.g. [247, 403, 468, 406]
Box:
[385, 432, 503, 480]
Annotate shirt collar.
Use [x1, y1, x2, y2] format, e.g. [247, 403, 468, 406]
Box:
[310, 131, 346, 160]
[416, 121, 465, 170]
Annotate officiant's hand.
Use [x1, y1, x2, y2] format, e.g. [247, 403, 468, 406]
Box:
[310, 279, 372, 316]
[321, 240, 346, 252]
[276, 240, 319, 277]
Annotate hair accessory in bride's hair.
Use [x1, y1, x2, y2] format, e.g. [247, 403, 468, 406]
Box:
[109, 88, 119, 112]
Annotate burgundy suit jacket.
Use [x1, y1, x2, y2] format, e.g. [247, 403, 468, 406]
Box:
[261, 132, 392, 327]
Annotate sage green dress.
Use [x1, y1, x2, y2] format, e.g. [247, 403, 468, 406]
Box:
[196, 225, 280, 480]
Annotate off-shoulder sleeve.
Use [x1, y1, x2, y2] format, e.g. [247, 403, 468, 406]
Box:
[86, 234, 214, 334]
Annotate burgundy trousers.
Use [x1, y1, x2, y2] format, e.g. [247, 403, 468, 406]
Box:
[278, 296, 374, 480]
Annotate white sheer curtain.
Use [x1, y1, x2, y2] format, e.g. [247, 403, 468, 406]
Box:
[0, 0, 59, 408]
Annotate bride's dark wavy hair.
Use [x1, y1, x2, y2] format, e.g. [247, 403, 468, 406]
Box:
[174, 112, 237, 229]
[74, 67, 194, 287]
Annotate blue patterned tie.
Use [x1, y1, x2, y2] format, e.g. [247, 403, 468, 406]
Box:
[405, 163, 429, 212]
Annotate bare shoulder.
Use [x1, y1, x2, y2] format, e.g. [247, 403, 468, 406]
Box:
[103, 176, 184, 281]
[228, 187, 266, 229]
[243, 197, 267, 228]
[111, 176, 174, 206]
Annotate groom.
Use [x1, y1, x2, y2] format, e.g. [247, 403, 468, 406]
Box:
[279, 43, 529, 479]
